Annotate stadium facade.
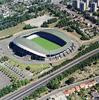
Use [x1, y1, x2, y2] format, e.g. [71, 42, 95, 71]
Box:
[10, 29, 77, 62]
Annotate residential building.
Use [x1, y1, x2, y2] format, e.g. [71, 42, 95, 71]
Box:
[80, 1, 86, 12]
[72, 0, 80, 9]
[90, 2, 98, 12]
[83, 0, 90, 8]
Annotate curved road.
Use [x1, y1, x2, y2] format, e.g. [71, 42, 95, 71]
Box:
[1, 48, 99, 100]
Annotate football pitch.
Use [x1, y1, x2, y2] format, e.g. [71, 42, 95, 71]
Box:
[32, 37, 61, 51]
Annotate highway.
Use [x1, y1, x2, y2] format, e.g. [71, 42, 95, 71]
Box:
[1, 48, 99, 100]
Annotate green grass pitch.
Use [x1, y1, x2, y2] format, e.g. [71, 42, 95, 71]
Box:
[32, 37, 61, 51]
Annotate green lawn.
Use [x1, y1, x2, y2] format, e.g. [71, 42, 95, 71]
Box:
[32, 37, 61, 51]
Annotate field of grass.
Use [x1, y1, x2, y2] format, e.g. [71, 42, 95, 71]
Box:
[8, 59, 50, 74]
[32, 37, 61, 51]
[0, 23, 25, 37]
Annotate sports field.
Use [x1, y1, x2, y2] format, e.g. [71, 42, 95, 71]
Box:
[32, 37, 61, 51]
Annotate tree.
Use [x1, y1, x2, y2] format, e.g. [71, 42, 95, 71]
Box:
[26, 66, 30, 71]
[47, 78, 60, 89]
[23, 24, 33, 30]
[65, 77, 75, 85]
[41, 22, 48, 27]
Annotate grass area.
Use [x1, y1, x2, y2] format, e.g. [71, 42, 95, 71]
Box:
[0, 23, 25, 37]
[32, 37, 61, 51]
[8, 59, 50, 74]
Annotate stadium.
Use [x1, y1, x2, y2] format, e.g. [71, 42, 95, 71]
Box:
[10, 29, 77, 63]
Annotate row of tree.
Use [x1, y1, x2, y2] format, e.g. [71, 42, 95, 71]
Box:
[0, 79, 29, 98]
[41, 18, 58, 27]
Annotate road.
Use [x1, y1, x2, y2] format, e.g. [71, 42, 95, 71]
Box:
[1, 48, 99, 100]
[38, 76, 99, 100]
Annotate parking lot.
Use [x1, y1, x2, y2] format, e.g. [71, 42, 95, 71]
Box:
[0, 71, 11, 89]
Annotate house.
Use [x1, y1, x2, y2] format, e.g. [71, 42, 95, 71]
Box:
[75, 86, 80, 92]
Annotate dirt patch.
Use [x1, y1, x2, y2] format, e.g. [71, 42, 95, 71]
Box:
[24, 15, 53, 27]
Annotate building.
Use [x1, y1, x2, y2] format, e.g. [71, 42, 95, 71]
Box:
[63, 80, 97, 97]
[94, 0, 99, 7]
[72, 0, 80, 9]
[92, 91, 99, 100]
[72, 0, 99, 12]
[83, 0, 90, 8]
[90, 2, 98, 12]
[80, 1, 86, 12]
[48, 92, 67, 100]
